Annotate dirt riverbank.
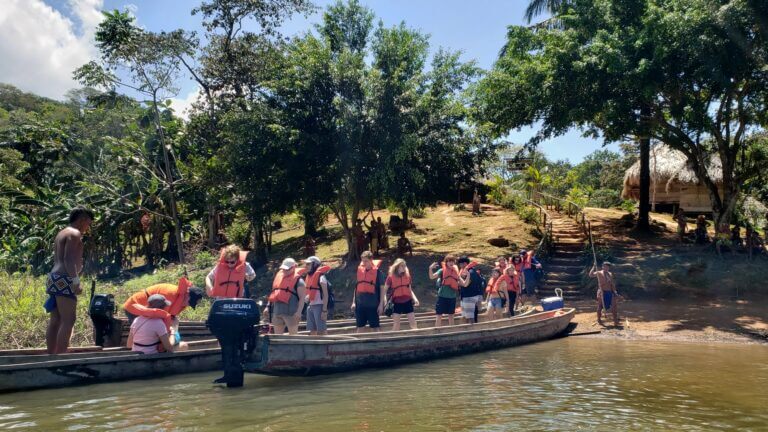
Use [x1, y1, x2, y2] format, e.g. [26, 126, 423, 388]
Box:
[565, 297, 768, 345]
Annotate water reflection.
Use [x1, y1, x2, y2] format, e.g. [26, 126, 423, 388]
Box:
[0, 338, 767, 431]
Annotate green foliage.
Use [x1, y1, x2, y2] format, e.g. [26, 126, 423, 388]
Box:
[476, 0, 768, 225]
[516, 205, 541, 226]
[589, 188, 621, 208]
[485, 175, 506, 205]
[411, 206, 427, 218]
[194, 250, 217, 269]
[224, 217, 252, 249]
[566, 186, 590, 209]
[620, 200, 638, 214]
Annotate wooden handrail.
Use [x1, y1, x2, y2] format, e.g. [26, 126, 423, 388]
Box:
[529, 191, 598, 267]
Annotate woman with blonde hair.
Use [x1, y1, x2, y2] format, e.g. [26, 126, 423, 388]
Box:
[385, 258, 420, 331]
[206, 244, 255, 299]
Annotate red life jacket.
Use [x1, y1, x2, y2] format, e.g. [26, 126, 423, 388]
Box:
[123, 277, 192, 331]
[211, 249, 249, 298]
[356, 260, 381, 295]
[269, 268, 307, 304]
[441, 263, 460, 290]
[307, 265, 331, 302]
[389, 270, 412, 302]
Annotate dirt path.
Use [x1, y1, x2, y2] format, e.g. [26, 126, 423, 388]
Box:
[440, 206, 455, 227]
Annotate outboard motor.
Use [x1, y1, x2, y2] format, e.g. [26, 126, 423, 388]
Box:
[89, 281, 122, 347]
[207, 298, 260, 388]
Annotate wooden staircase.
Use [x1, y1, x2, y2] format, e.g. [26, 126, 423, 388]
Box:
[538, 212, 587, 300]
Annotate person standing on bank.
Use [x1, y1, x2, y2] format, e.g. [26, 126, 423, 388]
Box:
[385, 258, 420, 331]
[589, 262, 619, 326]
[429, 254, 469, 327]
[485, 268, 508, 320]
[351, 251, 386, 333]
[46, 207, 94, 354]
[304, 256, 331, 336]
[205, 245, 256, 300]
[457, 256, 484, 324]
[269, 258, 307, 335]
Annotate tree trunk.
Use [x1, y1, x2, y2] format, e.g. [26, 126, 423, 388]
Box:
[251, 219, 268, 267]
[302, 206, 319, 237]
[207, 203, 218, 249]
[401, 208, 410, 225]
[151, 96, 185, 263]
[331, 200, 360, 262]
[637, 105, 651, 232]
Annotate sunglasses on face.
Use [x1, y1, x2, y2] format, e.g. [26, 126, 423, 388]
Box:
[226, 260, 237, 265]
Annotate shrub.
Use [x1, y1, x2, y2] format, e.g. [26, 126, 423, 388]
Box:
[411, 206, 427, 218]
[589, 188, 621, 208]
[500, 192, 526, 211]
[619, 200, 637, 214]
[195, 250, 217, 269]
[225, 218, 251, 248]
[516, 205, 541, 225]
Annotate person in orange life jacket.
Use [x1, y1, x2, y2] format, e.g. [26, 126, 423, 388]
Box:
[504, 264, 522, 316]
[495, 256, 508, 272]
[385, 258, 420, 331]
[303, 256, 330, 336]
[127, 294, 189, 354]
[351, 251, 386, 333]
[510, 255, 524, 314]
[457, 256, 484, 324]
[519, 249, 541, 303]
[123, 278, 204, 344]
[205, 245, 256, 299]
[485, 268, 508, 320]
[269, 258, 306, 335]
[428, 254, 469, 328]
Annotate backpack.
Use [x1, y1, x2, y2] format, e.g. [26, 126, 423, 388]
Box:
[325, 279, 336, 310]
[475, 269, 488, 292]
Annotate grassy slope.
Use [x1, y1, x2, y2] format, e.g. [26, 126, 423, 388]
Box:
[0, 204, 538, 349]
[583, 207, 768, 299]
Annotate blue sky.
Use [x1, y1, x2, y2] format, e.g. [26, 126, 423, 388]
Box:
[2, 0, 617, 163]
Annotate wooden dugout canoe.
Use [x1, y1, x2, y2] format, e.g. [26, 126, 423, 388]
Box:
[0, 307, 558, 393]
[246, 308, 575, 375]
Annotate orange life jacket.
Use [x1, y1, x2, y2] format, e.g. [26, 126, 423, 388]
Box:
[269, 268, 307, 304]
[211, 249, 249, 298]
[486, 276, 496, 294]
[307, 265, 331, 302]
[356, 260, 381, 295]
[493, 273, 512, 297]
[460, 261, 478, 277]
[509, 268, 521, 294]
[389, 270, 412, 301]
[123, 277, 192, 330]
[441, 263, 460, 290]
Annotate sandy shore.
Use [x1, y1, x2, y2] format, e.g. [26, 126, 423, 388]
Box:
[563, 297, 768, 345]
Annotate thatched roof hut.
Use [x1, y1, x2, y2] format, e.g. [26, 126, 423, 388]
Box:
[622, 144, 723, 213]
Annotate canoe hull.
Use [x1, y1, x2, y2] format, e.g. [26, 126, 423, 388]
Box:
[246, 309, 573, 376]
[0, 349, 221, 393]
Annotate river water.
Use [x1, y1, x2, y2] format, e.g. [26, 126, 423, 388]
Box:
[1, 338, 767, 431]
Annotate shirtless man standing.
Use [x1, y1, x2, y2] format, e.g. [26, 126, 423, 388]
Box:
[46, 207, 94, 354]
[589, 262, 618, 326]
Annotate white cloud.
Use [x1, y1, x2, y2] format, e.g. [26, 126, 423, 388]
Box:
[0, 0, 103, 100]
[169, 87, 202, 120]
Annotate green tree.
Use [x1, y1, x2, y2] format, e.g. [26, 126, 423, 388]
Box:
[476, 0, 768, 227]
[74, 10, 193, 262]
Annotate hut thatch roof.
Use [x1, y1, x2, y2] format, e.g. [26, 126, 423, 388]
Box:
[621, 144, 723, 199]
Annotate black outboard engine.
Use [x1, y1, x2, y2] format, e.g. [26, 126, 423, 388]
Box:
[207, 298, 260, 388]
[89, 281, 122, 347]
